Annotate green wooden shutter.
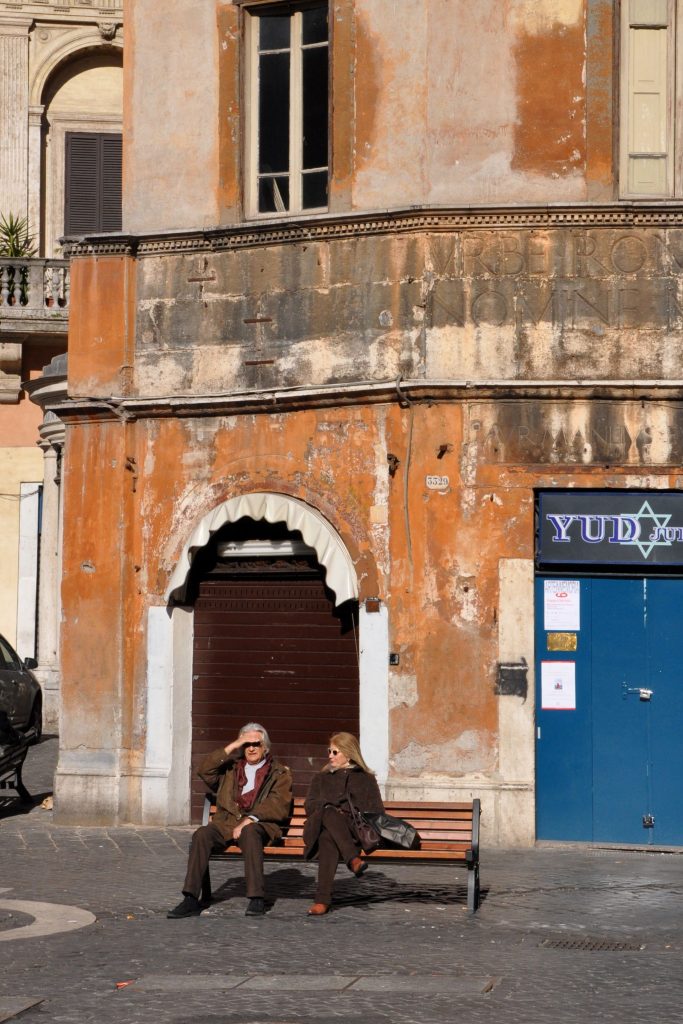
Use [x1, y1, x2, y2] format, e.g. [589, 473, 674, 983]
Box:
[622, 0, 674, 196]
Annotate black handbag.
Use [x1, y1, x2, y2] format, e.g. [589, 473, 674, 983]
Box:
[344, 776, 380, 853]
[365, 811, 421, 850]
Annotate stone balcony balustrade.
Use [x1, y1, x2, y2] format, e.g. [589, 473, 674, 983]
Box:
[0, 258, 69, 402]
[0, 258, 70, 338]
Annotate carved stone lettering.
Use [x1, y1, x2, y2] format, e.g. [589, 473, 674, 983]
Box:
[133, 225, 683, 395]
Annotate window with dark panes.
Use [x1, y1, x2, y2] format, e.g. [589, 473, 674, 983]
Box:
[247, 3, 329, 216]
[64, 132, 122, 235]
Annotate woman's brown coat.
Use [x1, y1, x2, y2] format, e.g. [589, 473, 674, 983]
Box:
[303, 765, 384, 859]
[198, 748, 293, 843]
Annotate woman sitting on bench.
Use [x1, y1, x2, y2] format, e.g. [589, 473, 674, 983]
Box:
[303, 732, 383, 916]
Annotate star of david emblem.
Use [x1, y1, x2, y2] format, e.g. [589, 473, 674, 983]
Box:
[626, 501, 671, 558]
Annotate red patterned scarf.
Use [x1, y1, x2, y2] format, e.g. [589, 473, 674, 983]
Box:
[235, 754, 272, 812]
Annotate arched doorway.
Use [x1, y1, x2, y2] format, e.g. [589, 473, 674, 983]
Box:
[147, 492, 387, 826]
[185, 518, 360, 821]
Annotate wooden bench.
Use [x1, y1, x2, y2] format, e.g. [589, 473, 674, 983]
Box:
[0, 742, 32, 807]
[201, 796, 481, 913]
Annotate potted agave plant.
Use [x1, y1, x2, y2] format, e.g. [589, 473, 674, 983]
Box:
[0, 213, 37, 305]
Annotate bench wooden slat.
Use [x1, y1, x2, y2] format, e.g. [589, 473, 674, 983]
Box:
[216, 846, 473, 861]
[383, 810, 475, 822]
[287, 798, 476, 810]
[231, 840, 472, 853]
[249, 820, 476, 834]
[280, 825, 475, 837]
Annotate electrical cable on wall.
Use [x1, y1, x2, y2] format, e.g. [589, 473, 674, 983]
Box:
[395, 377, 414, 586]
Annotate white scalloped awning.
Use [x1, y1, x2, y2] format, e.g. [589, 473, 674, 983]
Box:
[165, 492, 358, 607]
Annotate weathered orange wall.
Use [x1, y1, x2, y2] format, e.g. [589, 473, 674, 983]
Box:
[68, 256, 136, 397]
[216, 2, 241, 221]
[62, 380, 683, 803]
[512, 20, 585, 178]
[60, 419, 127, 748]
[60, 219, 683, 818]
[65, 400, 515, 788]
[126, 0, 611, 234]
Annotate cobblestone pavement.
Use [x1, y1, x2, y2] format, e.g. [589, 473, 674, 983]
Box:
[1, 737, 682, 1023]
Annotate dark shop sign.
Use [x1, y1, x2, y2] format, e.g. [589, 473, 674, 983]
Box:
[538, 491, 683, 566]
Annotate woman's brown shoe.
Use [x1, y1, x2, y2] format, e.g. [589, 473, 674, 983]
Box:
[307, 903, 330, 916]
[348, 856, 368, 877]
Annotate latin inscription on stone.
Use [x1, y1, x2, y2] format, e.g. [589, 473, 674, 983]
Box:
[135, 224, 683, 395]
[428, 229, 683, 329]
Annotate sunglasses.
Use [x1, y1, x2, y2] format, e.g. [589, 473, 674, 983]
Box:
[327, 748, 341, 755]
[244, 741, 263, 748]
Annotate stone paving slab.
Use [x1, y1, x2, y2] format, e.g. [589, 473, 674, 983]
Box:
[348, 975, 499, 994]
[0, 998, 43, 1022]
[240, 975, 356, 991]
[129, 975, 251, 991]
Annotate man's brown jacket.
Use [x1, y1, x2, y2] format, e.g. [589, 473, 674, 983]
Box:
[198, 748, 293, 843]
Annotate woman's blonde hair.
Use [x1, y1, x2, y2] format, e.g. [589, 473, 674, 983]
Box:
[326, 732, 374, 774]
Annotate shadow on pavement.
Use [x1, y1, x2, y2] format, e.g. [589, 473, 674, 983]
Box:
[211, 865, 484, 911]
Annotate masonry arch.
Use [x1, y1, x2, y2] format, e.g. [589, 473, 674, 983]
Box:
[30, 30, 122, 108]
[38, 44, 123, 255]
[165, 491, 358, 607]
[142, 493, 389, 825]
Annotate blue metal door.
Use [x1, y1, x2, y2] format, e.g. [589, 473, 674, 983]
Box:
[591, 578, 651, 843]
[644, 580, 683, 845]
[536, 576, 683, 845]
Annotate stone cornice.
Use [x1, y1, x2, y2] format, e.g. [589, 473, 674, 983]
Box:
[62, 202, 683, 260]
[50, 379, 683, 425]
[0, 16, 32, 32]
[0, 4, 122, 21]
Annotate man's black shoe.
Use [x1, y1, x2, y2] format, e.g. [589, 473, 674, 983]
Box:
[245, 897, 265, 916]
[167, 895, 201, 919]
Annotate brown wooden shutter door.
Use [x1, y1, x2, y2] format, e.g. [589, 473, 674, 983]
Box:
[191, 572, 359, 821]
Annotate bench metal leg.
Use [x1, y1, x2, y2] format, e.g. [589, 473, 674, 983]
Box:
[201, 866, 212, 905]
[14, 764, 32, 805]
[467, 862, 480, 914]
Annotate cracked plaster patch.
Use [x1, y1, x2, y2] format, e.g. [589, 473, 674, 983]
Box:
[391, 731, 494, 775]
[389, 673, 418, 709]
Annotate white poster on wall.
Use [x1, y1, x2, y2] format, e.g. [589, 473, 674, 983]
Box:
[541, 660, 576, 710]
[544, 579, 580, 630]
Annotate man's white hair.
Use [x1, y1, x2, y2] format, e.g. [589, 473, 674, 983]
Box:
[239, 722, 270, 752]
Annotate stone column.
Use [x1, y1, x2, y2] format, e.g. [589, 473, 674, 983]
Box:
[35, 414, 65, 732]
[0, 20, 31, 217]
[27, 105, 45, 248]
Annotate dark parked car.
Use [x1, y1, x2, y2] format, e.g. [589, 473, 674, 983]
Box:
[0, 633, 42, 744]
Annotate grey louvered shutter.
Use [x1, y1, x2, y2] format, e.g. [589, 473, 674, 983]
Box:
[64, 132, 122, 234]
[65, 133, 99, 234]
[100, 134, 122, 231]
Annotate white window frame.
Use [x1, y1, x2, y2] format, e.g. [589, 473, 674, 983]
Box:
[620, 0, 683, 197]
[245, 3, 329, 218]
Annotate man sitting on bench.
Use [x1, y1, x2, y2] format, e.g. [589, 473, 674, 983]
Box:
[167, 722, 293, 919]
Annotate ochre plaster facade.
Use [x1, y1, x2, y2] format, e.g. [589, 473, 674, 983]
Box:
[54, 0, 683, 843]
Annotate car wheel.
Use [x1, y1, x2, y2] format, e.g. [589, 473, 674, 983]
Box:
[28, 697, 42, 744]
